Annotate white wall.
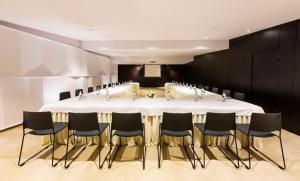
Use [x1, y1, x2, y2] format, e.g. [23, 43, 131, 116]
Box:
[0, 25, 117, 130]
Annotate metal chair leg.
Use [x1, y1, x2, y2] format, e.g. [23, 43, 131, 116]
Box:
[251, 136, 286, 170]
[279, 136, 286, 169]
[109, 136, 121, 169]
[18, 133, 51, 166]
[98, 134, 101, 168]
[202, 134, 206, 168]
[142, 134, 146, 170]
[51, 134, 66, 167]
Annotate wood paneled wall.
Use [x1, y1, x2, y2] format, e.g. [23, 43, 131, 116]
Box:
[118, 65, 185, 87]
[185, 20, 300, 135]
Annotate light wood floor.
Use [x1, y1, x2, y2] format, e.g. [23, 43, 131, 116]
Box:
[1, 126, 300, 181]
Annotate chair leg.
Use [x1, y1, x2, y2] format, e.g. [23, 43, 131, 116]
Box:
[64, 132, 70, 168]
[251, 136, 286, 170]
[98, 134, 101, 168]
[18, 133, 51, 166]
[234, 133, 240, 168]
[182, 136, 196, 169]
[51, 134, 66, 167]
[142, 133, 146, 170]
[202, 134, 206, 168]
[64, 133, 85, 169]
[18, 133, 25, 166]
[158, 134, 162, 168]
[109, 136, 121, 169]
[239, 135, 252, 169]
[279, 136, 286, 169]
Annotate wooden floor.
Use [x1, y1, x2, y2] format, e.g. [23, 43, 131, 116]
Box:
[1, 126, 300, 181]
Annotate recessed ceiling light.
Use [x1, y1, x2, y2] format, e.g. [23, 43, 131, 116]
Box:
[246, 29, 251, 33]
[99, 47, 110, 50]
[147, 47, 158, 50]
[204, 36, 209, 39]
[194, 46, 208, 50]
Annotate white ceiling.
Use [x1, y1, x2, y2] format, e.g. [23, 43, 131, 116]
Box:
[1, 0, 300, 64]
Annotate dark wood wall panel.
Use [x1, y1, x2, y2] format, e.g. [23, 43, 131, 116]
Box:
[185, 19, 300, 135]
[118, 65, 185, 87]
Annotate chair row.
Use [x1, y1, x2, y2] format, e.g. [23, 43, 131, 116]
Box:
[59, 82, 124, 101]
[172, 82, 246, 101]
[19, 112, 286, 170]
[203, 86, 245, 101]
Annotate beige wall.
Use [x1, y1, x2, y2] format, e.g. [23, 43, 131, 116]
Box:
[0, 25, 117, 130]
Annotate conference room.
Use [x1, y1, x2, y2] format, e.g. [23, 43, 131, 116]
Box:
[1, 0, 300, 180]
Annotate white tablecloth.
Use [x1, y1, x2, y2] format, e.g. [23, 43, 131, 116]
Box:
[39, 83, 264, 148]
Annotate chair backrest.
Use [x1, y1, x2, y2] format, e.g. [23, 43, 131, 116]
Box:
[23, 111, 53, 130]
[211, 87, 219, 94]
[223, 89, 231, 97]
[96, 85, 101, 90]
[75, 89, 83, 96]
[108, 83, 112, 87]
[205, 112, 236, 131]
[250, 113, 281, 132]
[233, 92, 245, 101]
[162, 112, 193, 131]
[68, 112, 99, 131]
[59, 91, 71, 101]
[88, 87, 94, 93]
[197, 84, 203, 89]
[103, 84, 107, 89]
[204, 86, 210, 91]
[111, 112, 142, 132]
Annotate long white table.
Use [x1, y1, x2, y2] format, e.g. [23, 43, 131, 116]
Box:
[40, 82, 264, 148]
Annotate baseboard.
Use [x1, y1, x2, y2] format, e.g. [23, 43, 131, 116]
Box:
[0, 123, 22, 132]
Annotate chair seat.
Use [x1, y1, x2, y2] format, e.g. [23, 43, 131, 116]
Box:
[73, 123, 109, 136]
[236, 124, 275, 137]
[113, 130, 143, 137]
[194, 123, 231, 136]
[161, 130, 191, 137]
[30, 122, 68, 135]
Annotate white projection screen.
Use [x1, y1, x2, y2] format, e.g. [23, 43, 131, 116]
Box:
[144, 65, 161, 77]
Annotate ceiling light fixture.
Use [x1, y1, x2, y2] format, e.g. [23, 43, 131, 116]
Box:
[99, 47, 110, 50]
[204, 36, 209, 39]
[246, 29, 251, 33]
[147, 47, 158, 50]
[150, 60, 157, 64]
[194, 46, 208, 50]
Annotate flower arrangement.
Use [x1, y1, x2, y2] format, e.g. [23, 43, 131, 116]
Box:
[147, 90, 156, 98]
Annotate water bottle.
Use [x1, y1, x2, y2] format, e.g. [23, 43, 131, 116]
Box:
[106, 90, 110, 101]
[222, 91, 227, 102]
[194, 88, 198, 101]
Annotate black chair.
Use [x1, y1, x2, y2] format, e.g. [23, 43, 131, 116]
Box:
[204, 86, 210, 91]
[103, 84, 107, 89]
[211, 87, 219, 94]
[75, 89, 83, 96]
[158, 112, 196, 169]
[18, 111, 68, 167]
[236, 113, 286, 169]
[233, 92, 245, 101]
[108, 112, 146, 169]
[88, 87, 94, 93]
[223, 89, 231, 97]
[108, 83, 112, 87]
[59, 91, 71, 101]
[197, 84, 203, 89]
[194, 112, 239, 168]
[64, 113, 110, 169]
[96, 85, 101, 90]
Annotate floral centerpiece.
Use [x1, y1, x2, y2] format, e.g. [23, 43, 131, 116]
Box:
[147, 90, 156, 98]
